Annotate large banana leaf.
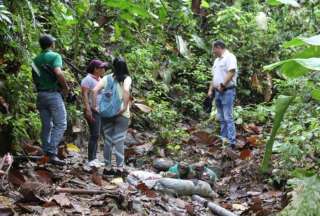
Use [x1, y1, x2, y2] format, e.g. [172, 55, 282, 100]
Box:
[284, 35, 320, 48]
[264, 58, 320, 78]
[267, 0, 300, 7]
[261, 95, 295, 173]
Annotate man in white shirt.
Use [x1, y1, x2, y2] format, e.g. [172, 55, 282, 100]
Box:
[208, 41, 237, 148]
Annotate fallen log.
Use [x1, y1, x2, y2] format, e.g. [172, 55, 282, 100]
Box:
[192, 195, 237, 216]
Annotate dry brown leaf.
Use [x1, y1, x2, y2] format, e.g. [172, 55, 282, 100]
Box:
[191, 131, 216, 145]
[20, 181, 52, 202]
[35, 169, 53, 185]
[37, 155, 49, 165]
[246, 135, 258, 146]
[51, 193, 71, 207]
[8, 169, 26, 187]
[92, 172, 102, 186]
[136, 182, 157, 198]
[240, 149, 252, 160]
[133, 103, 152, 113]
[22, 143, 43, 156]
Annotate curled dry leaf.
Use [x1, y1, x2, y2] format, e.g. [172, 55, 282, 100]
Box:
[240, 149, 252, 160]
[35, 169, 53, 185]
[136, 182, 157, 198]
[246, 135, 261, 146]
[51, 193, 71, 207]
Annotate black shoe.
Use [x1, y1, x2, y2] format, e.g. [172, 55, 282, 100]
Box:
[48, 156, 66, 166]
[115, 169, 128, 178]
[103, 168, 117, 176]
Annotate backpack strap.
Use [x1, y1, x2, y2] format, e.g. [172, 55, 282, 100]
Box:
[104, 74, 114, 90]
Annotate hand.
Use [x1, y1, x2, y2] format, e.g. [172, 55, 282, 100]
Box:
[117, 108, 125, 115]
[219, 83, 225, 92]
[208, 90, 213, 97]
[85, 109, 94, 123]
[62, 88, 69, 98]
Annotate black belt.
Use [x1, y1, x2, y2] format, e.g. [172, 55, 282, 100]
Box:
[214, 86, 236, 92]
[224, 86, 236, 90]
[37, 89, 58, 92]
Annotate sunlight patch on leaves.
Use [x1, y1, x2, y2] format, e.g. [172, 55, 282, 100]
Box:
[267, 0, 300, 8]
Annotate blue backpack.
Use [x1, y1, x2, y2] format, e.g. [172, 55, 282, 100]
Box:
[99, 74, 122, 118]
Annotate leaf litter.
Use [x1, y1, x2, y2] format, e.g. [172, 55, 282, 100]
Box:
[0, 121, 287, 215]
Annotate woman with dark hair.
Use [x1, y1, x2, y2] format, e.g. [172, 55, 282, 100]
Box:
[92, 57, 132, 176]
[81, 59, 108, 169]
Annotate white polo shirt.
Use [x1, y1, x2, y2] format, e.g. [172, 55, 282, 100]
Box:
[212, 50, 238, 88]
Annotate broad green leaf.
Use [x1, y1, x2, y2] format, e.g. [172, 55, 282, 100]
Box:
[75, 0, 90, 16]
[264, 58, 320, 78]
[114, 22, 121, 40]
[120, 12, 138, 25]
[103, 0, 128, 9]
[311, 89, 320, 101]
[201, 0, 210, 9]
[294, 47, 320, 58]
[284, 35, 320, 48]
[158, 6, 167, 23]
[280, 61, 309, 78]
[103, 0, 150, 18]
[175, 35, 190, 58]
[261, 95, 295, 173]
[0, 14, 11, 24]
[267, 0, 300, 7]
[191, 35, 207, 51]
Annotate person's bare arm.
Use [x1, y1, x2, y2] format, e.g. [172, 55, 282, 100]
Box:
[118, 77, 131, 115]
[208, 81, 214, 97]
[53, 67, 69, 95]
[223, 69, 236, 87]
[118, 90, 130, 115]
[92, 79, 105, 112]
[81, 87, 93, 122]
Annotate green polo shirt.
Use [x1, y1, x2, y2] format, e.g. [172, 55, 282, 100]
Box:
[32, 49, 63, 91]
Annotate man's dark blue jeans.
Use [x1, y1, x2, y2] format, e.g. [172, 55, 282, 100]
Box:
[215, 88, 236, 146]
[37, 91, 67, 156]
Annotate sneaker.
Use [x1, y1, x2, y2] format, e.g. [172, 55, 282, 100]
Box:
[48, 156, 66, 166]
[86, 160, 102, 168]
[117, 169, 129, 178]
[93, 159, 105, 167]
[103, 168, 117, 176]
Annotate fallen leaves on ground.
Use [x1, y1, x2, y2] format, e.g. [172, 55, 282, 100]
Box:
[240, 149, 253, 160]
[136, 182, 157, 198]
[51, 193, 71, 207]
[37, 155, 49, 165]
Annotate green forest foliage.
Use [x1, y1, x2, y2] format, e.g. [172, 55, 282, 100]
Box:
[0, 0, 320, 213]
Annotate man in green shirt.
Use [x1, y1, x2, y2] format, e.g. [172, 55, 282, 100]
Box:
[32, 34, 69, 165]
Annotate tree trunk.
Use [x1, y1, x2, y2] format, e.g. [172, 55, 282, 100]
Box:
[192, 0, 201, 14]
